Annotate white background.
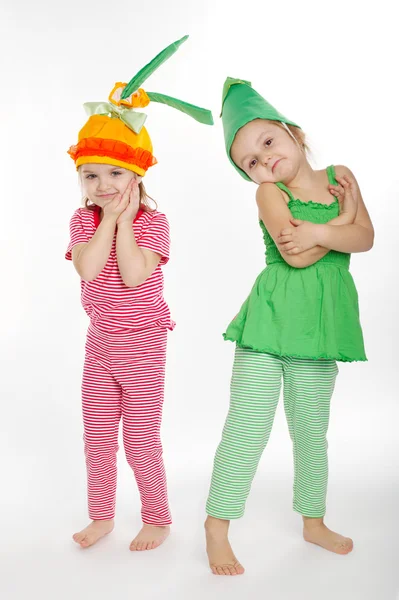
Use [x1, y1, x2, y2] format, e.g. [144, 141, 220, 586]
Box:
[1, 0, 398, 598]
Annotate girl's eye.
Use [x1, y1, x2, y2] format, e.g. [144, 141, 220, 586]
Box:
[86, 174, 96, 179]
[249, 159, 257, 169]
[265, 138, 272, 146]
[112, 171, 122, 176]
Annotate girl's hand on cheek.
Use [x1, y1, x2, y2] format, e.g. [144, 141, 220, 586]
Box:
[117, 178, 140, 225]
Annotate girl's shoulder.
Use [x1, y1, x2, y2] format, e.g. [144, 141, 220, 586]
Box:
[70, 206, 95, 220]
[316, 164, 352, 178]
[143, 207, 167, 217]
[332, 164, 355, 178]
[68, 206, 94, 228]
[140, 209, 169, 225]
[328, 165, 360, 189]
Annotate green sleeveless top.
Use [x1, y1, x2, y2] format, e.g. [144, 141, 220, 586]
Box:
[260, 165, 350, 269]
[223, 165, 366, 362]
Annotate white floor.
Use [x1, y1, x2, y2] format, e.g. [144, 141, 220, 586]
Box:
[2, 466, 398, 600]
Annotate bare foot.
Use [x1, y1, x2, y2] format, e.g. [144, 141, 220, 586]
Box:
[205, 516, 245, 576]
[129, 524, 170, 551]
[303, 517, 353, 555]
[73, 519, 114, 548]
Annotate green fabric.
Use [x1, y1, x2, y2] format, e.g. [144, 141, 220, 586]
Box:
[147, 92, 214, 125]
[83, 101, 147, 134]
[122, 35, 189, 99]
[206, 347, 338, 519]
[221, 77, 300, 180]
[223, 166, 367, 362]
[120, 35, 213, 128]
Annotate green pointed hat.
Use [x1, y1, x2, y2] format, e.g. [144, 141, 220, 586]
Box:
[221, 77, 300, 181]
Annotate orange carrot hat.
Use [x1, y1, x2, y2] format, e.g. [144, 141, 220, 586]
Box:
[68, 35, 214, 177]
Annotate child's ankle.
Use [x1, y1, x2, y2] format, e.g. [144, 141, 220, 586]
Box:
[302, 516, 324, 529]
[205, 516, 230, 531]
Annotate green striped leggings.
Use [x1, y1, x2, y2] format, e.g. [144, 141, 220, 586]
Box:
[206, 347, 338, 519]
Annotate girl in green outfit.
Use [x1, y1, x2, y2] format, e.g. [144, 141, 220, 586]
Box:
[205, 78, 374, 576]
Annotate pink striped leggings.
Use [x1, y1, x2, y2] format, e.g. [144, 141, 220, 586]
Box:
[82, 324, 171, 525]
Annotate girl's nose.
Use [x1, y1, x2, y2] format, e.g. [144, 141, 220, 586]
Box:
[261, 152, 272, 166]
[97, 179, 112, 191]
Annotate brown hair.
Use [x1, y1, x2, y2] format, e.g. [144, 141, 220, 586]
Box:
[83, 180, 157, 212]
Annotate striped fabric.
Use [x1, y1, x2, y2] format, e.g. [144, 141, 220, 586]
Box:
[206, 347, 338, 519]
[82, 324, 171, 525]
[65, 207, 173, 524]
[65, 208, 175, 333]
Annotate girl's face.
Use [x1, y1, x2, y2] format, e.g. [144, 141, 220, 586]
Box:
[230, 119, 303, 185]
[79, 163, 142, 208]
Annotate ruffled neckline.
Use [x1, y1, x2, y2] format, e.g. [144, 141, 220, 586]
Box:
[287, 196, 339, 210]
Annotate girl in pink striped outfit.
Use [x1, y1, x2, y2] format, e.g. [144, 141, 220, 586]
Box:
[65, 37, 213, 550]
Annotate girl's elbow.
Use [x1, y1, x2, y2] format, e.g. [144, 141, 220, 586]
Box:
[362, 231, 374, 252]
[76, 267, 98, 281]
[122, 276, 138, 288]
[365, 241, 374, 252]
[122, 264, 153, 287]
[74, 257, 100, 281]
[368, 231, 375, 250]
[360, 226, 374, 252]
[82, 273, 98, 282]
[121, 273, 146, 288]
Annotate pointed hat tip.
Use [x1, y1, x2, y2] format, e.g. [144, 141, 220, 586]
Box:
[220, 77, 252, 117]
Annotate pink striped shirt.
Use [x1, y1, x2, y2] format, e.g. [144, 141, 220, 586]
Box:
[65, 207, 175, 333]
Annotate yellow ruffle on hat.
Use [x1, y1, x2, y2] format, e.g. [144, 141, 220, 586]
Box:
[68, 36, 214, 177]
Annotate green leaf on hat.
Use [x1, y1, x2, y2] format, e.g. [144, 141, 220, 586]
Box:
[147, 92, 214, 125]
[121, 35, 189, 100]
